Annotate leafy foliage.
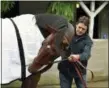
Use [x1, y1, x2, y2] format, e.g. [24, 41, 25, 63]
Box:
[1, 1, 15, 13]
[47, 1, 76, 22]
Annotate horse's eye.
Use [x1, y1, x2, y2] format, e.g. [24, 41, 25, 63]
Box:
[42, 40, 45, 46]
[42, 42, 44, 46]
[61, 42, 69, 50]
[42, 40, 47, 46]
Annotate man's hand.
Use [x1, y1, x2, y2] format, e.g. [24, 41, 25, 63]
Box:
[68, 54, 80, 62]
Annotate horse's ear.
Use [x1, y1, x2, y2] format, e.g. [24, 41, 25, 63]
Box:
[46, 25, 58, 34]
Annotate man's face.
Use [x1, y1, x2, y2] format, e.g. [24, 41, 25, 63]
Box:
[76, 23, 87, 36]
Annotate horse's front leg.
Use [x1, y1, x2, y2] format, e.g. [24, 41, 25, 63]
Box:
[21, 72, 41, 88]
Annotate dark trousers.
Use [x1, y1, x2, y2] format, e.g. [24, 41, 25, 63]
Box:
[59, 71, 87, 88]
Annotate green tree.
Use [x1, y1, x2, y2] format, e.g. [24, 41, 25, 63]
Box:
[47, 1, 76, 23]
[1, 1, 15, 13]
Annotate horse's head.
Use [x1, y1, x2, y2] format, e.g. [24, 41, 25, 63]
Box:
[28, 23, 74, 73]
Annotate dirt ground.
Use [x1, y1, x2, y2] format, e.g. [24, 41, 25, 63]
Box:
[37, 80, 108, 88]
[1, 80, 108, 88]
[87, 81, 108, 88]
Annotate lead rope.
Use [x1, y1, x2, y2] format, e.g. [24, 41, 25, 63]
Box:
[77, 61, 94, 81]
[73, 62, 87, 88]
[49, 59, 94, 81]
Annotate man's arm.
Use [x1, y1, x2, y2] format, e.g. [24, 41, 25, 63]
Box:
[80, 40, 93, 61]
[68, 37, 93, 62]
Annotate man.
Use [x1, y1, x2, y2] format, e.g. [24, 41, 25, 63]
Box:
[58, 16, 93, 88]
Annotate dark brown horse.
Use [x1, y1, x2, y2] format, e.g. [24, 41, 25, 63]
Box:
[1, 14, 75, 88]
[21, 24, 94, 88]
[21, 23, 75, 88]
